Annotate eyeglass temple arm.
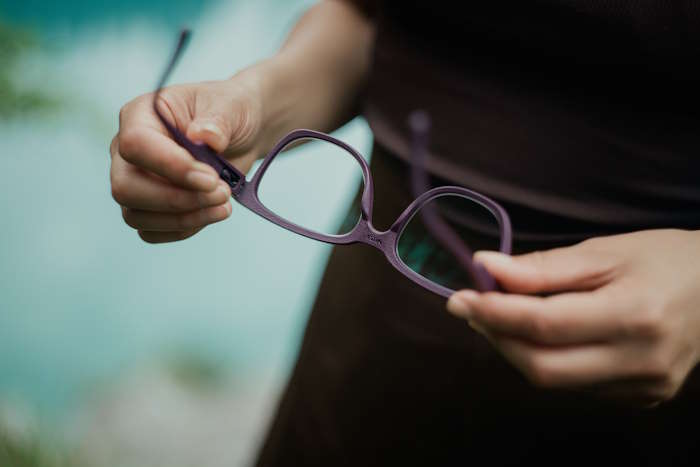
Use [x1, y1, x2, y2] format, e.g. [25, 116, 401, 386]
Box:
[408, 111, 499, 292]
[152, 29, 245, 193]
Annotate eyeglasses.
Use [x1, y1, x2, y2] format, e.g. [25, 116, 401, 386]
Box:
[153, 30, 512, 297]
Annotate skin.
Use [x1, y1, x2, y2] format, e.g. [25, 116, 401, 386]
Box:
[111, 0, 699, 406]
[110, 0, 374, 243]
[447, 229, 700, 406]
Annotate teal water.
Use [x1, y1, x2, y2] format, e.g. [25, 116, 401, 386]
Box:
[2, 0, 215, 29]
[0, 0, 372, 424]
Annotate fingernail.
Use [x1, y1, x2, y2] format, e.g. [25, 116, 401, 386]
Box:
[191, 161, 216, 174]
[446, 290, 478, 317]
[199, 183, 230, 207]
[191, 121, 224, 139]
[468, 320, 488, 337]
[473, 250, 511, 266]
[475, 251, 536, 277]
[186, 169, 218, 191]
[207, 202, 231, 223]
[218, 182, 231, 198]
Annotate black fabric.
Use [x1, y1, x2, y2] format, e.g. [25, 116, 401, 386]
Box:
[356, 0, 700, 240]
[256, 2, 700, 465]
[255, 145, 700, 467]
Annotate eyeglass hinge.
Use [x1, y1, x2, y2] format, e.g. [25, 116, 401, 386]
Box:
[220, 167, 245, 195]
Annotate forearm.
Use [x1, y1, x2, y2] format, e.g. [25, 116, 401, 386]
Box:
[234, 0, 375, 155]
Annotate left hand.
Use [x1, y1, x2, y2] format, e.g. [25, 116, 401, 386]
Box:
[446, 229, 700, 406]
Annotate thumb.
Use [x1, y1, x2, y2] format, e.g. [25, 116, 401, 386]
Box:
[186, 114, 232, 154]
[473, 243, 614, 294]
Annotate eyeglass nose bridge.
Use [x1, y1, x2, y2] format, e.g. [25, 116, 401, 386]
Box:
[352, 218, 397, 253]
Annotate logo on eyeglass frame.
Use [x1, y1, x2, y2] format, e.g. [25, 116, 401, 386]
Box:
[367, 234, 383, 246]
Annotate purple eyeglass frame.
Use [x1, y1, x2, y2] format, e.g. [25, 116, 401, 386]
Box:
[153, 30, 512, 297]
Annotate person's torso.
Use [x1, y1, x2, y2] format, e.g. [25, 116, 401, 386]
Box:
[361, 0, 700, 241]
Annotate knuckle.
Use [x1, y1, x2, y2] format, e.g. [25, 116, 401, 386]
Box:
[119, 127, 148, 165]
[641, 348, 673, 380]
[119, 93, 150, 127]
[154, 92, 176, 121]
[110, 175, 128, 205]
[118, 104, 129, 127]
[473, 293, 497, 318]
[117, 127, 145, 162]
[121, 208, 137, 229]
[175, 212, 192, 230]
[526, 314, 554, 341]
[628, 304, 667, 340]
[109, 135, 119, 158]
[578, 236, 616, 259]
[166, 189, 191, 211]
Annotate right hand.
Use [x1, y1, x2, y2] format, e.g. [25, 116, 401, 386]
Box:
[110, 77, 264, 243]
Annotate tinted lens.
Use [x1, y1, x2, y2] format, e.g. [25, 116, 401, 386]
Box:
[397, 194, 502, 291]
[257, 137, 364, 236]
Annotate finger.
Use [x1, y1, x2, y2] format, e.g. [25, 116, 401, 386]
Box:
[473, 243, 616, 294]
[117, 127, 219, 192]
[122, 203, 231, 231]
[589, 379, 671, 407]
[111, 152, 231, 212]
[448, 290, 618, 345]
[138, 228, 202, 244]
[594, 391, 665, 408]
[187, 118, 230, 153]
[187, 85, 257, 155]
[186, 113, 261, 175]
[485, 334, 621, 388]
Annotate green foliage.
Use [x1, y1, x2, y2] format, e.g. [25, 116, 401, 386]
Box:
[0, 19, 35, 59]
[0, 432, 75, 467]
[166, 352, 225, 392]
[0, 20, 60, 119]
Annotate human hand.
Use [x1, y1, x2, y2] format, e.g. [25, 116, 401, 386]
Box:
[110, 76, 263, 243]
[447, 229, 700, 406]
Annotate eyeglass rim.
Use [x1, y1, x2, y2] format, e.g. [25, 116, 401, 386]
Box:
[152, 29, 513, 298]
[233, 131, 512, 296]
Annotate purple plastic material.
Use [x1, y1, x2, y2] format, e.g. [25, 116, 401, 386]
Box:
[153, 30, 513, 297]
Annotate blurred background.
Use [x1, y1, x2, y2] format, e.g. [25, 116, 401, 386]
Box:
[0, 0, 372, 465]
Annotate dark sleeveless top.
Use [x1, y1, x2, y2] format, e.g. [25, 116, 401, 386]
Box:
[255, 3, 700, 466]
[355, 0, 700, 242]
